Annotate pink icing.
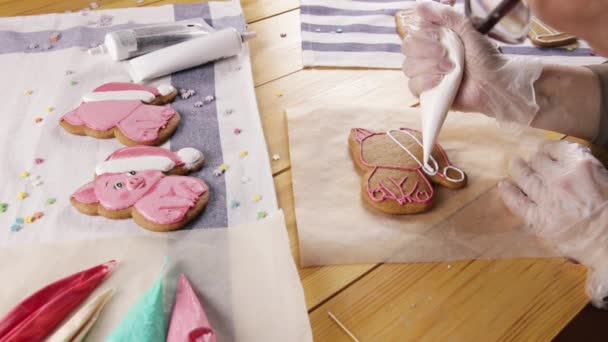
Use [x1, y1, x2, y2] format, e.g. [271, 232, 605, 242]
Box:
[93, 82, 161, 96]
[167, 274, 216, 342]
[134, 176, 207, 225]
[62, 100, 139, 131]
[116, 105, 175, 142]
[72, 182, 98, 204]
[61, 100, 176, 142]
[71, 171, 207, 225]
[94, 170, 165, 210]
[354, 127, 458, 206]
[105, 146, 184, 166]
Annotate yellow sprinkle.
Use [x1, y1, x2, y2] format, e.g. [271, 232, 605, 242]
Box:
[218, 164, 229, 172]
[17, 192, 28, 200]
[24, 216, 34, 223]
[20, 171, 30, 178]
[23, 90, 33, 95]
[567, 47, 575, 52]
[252, 194, 262, 202]
[276, 91, 283, 97]
[46, 107, 54, 112]
[239, 150, 248, 157]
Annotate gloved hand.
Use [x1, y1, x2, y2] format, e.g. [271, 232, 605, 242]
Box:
[499, 140, 608, 308]
[402, 1, 544, 126]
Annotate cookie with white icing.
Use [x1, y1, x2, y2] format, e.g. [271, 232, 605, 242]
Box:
[349, 128, 467, 215]
[71, 146, 209, 232]
[60, 82, 181, 146]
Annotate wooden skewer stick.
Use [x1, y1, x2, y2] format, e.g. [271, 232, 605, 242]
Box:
[328, 311, 361, 342]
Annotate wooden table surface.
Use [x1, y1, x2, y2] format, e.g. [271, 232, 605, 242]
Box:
[2, 0, 604, 340]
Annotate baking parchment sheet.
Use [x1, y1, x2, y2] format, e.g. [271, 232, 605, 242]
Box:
[287, 104, 558, 266]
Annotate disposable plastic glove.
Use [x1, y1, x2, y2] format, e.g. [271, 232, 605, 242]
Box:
[499, 140, 608, 308]
[401, 1, 544, 126]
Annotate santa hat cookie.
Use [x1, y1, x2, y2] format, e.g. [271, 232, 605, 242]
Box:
[95, 146, 205, 176]
[71, 146, 209, 232]
[83, 82, 177, 105]
[60, 82, 181, 146]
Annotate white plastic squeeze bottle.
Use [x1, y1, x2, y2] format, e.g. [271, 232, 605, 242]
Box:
[126, 28, 256, 82]
[419, 27, 464, 171]
[88, 21, 214, 61]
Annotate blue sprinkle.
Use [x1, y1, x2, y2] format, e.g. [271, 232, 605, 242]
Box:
[336, 28, 343, 33]
[10, 224, 21, 232]
[230, 200, 240, 209]
[15, 217, 24, 224]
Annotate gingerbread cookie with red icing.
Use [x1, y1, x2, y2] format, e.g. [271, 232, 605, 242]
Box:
[349, 128, 467, 214]
[60, 82, 180, 146]
[71, 145, 209, 232]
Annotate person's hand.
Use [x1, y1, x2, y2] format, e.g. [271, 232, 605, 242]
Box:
[401, 1, 544, 125]
[499, 140, 608, 308]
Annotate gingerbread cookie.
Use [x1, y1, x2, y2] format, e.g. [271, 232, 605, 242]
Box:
[60, 82, 180, 146]
[71, 146, 209, 232]
[349, 128, 466, 214]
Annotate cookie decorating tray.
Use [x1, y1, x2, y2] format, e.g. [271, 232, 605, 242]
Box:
[0, 1, 277, 245]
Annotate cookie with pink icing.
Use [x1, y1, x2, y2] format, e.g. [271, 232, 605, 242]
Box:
[71, 145, 209, 232]
[349, 128, 467, 215]
[60, 82, 180, 146]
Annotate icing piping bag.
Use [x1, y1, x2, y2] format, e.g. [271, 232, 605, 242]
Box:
[0, 260, 116, 342]
[46, 288, 114, 342]
[106, 259, 167, 342]
[167, 274, 216, 342]
[419, 26, 464, 173]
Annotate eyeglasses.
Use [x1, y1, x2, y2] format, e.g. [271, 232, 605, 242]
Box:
[465, 0, 530, 44]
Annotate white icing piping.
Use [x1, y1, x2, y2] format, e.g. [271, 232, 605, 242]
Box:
[157, 84, 176, 96]
[177, 147, 204, 170]
[385, 129, 465, 182]
[95, 156, 176, 175]
[82, 90, 157, 103]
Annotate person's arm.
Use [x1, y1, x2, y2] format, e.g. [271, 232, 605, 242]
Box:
[530, 64, 601, 141]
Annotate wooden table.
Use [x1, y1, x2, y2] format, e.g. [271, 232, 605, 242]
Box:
[2, 0, 603, 340]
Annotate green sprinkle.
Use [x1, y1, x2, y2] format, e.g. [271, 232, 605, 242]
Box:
[256, 211, 267, 220]
[46, 198, 56, 205]
[70, 80, 78, 86]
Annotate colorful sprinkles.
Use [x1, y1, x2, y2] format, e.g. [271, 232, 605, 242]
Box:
[0, 203, 7, 213]
[230, 200, 240, 209]
[239, 150, 248, 158]
[252, 194, 262, 202]
[234, 128, 242, 135]
[34, 158, 45, 165]
[256, 211, 267, 220]
[17, 192, 28, 200]
[23, 90, 33, 95]
[46, 198, 56, 205]
[20, 171, 30, 179]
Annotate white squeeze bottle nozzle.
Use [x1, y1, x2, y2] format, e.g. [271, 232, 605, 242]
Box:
[419, 27, 465, 171]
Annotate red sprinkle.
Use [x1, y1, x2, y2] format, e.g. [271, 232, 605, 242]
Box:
[234, 128, 242, 135]
[34, 158, 45, 165]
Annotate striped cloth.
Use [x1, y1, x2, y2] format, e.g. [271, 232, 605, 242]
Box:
[301, 0, 606, 68]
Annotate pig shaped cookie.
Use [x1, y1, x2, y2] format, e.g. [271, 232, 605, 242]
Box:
[60, 82, 180, 146]
[349, 128, 467, 214]
[71, 146, 209, 232]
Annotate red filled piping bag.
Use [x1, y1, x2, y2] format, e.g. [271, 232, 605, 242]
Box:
[0, 260, 117, 342]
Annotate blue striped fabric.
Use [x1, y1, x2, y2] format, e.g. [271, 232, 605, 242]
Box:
[300, 0, 602, 69]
